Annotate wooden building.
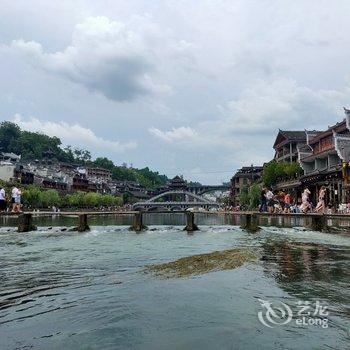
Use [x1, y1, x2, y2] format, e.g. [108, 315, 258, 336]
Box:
[230, 166, 263, 206]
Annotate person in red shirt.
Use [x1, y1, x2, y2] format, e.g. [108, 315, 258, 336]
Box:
[284, 193, 291, 213]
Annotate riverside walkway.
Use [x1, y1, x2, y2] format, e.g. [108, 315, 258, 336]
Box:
[2, 210, 350, 234]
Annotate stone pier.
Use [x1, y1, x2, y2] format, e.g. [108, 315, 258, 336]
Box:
[131, 212, 147, 232]
[183, 211, 199, 232]
[18, 214, 37, 233]
[310, 214, 326, 232]
[77, 214, 90, 232]
[240, 213, 260, 232]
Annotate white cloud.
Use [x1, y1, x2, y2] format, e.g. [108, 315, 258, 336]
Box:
[10, 16, 171, 102]
[149, 126, 198, 143]
[214, 77, 350, 135]
[149, 125, 239, 150]
[13, 114, 137, 153]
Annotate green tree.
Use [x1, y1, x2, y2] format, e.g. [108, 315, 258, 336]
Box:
[0, 121, 21, 152]
[84, 192, 102, 207]
[262, 160, 302, 187]
[239, 186, 250, 207]
[101, 194, 115, 206]
[94, 157, 115, 170]
[15, 131, 62, 160]
[22, 185, 43, 207]
[249, 183, 261, 209]
[73, 148, 92, 164]
[67, 192, 86, 207]
[112, 166, 137, 181]
[41, 189, 60, 207]
[113, 196, 123, 206]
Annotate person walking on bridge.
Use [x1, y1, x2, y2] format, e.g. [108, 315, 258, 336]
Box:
[300, 188, 311, 213]
[0, 187, 6, 212]
[259, 187, 267, 212]
[316, 186, 327, 214]
[266, 188, 274, 214]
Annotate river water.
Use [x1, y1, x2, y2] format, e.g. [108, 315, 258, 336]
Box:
[0, 214, 349, 350]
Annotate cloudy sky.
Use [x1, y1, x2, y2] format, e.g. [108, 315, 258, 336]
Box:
[1, 0, 350, 184]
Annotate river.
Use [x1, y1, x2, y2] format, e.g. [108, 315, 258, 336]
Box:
[0, 214, 349, 349]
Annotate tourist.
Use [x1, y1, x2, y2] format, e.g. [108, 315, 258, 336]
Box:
[259, 187, 267, 212]
[284, 193, 291, 213]
[11, 186, 19, 212]
[278, 191, 286, 212]
[266, 188, 274, 213]
[300, 188, 311, 213]
[274, 200, 283, 213]
[316, 186, 327, 213]
[0, 187, 6, 212]
[15, 189, 22, 213]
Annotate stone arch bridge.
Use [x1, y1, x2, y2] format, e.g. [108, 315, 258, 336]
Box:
[133, 190, 220, 211]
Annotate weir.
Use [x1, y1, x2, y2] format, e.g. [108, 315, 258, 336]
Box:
[6, 210, 350, 234]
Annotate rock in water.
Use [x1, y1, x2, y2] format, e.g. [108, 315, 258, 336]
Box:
[145, 248, 259, 278]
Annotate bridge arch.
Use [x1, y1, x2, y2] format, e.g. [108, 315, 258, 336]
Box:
[146, 190, 212, 204]
[133, 190, 219, 211]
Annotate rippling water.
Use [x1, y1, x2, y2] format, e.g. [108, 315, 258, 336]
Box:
[0, 215, 350, 350]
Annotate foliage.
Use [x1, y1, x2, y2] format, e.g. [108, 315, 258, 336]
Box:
[239, 183, 261, 209]
[262, 160, 303, 187]
[22, 185, 43, 207]
[66, 192, 86, 207]
[19, 184, 123, 208]
[248, 183, 261, 209]
[84, 192, 102, 207]
[93, 157, 115, 170]
[0, 122, 21, 152]
[41, 189, 61, 207]
[65, 191, 123, 208]
[111, 166, 168, 188]
[239, 186, 250, 206]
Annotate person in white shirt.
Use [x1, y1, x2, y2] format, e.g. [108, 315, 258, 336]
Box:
[11, 187, 19, 212]
[0, 187, 6, 212]
[265, 189, 275, 213]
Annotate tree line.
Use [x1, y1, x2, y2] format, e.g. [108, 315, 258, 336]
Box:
[22, 186, 123, 209]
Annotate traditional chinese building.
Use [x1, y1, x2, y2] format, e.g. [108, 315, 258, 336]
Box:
[86, 167, 112, 181]
[230, 165, 263, 206]
[168, 175, 187, 190]
[298, 108, 350, 206]
[273, 130, 309, 163]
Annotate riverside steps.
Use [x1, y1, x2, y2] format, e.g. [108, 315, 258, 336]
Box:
[3, 210, 350, 233]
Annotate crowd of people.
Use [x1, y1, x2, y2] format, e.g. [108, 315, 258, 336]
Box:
[259, 186, 328, 214]
[0, 186, 22, 213]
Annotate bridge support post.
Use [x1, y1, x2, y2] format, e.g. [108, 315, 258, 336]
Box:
[131, 212, 147, 232]
[18, 213, 37, 233]
[309, 214, 326, 232]
[240, 213, 260, 232]
[184, 211, 199, 232]
[77, 214, 90, 232]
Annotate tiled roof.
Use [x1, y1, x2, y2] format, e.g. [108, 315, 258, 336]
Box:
[279, 130, 307, 141]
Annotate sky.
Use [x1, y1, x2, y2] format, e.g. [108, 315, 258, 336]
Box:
[1, 0, 350, 184]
